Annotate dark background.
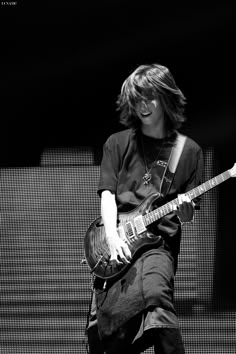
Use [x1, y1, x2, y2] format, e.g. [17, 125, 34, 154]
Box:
[1, 1, 236, 305]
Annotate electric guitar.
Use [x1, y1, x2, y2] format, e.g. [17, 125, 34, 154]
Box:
[84, 163, 236, 280]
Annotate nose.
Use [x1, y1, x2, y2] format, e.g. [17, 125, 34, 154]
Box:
[139, 101, 149, 113]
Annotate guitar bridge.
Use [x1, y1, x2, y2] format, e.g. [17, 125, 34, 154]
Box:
[134, 215, 146, 235]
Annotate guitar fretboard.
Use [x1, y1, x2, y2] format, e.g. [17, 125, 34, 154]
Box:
[143, 169, 231, 226]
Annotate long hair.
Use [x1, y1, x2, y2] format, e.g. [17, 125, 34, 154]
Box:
[117, 63, 187, 130]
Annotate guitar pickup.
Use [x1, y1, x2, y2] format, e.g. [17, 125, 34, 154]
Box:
[134, 215, 146, 235]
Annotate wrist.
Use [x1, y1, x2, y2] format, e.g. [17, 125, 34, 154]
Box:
[178, 214, 195, 226]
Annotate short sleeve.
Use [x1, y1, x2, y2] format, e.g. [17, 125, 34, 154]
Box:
[97, 135, 120, 196]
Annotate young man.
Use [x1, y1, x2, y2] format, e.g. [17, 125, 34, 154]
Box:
[86, 63, 203, 353]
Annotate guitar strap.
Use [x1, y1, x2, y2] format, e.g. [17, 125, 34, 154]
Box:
[160, 132, 186, 197]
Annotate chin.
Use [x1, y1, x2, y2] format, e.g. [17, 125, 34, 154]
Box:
[142, 117, 153, 124]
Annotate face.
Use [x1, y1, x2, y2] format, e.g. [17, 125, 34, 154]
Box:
[135, 97, 164, 127]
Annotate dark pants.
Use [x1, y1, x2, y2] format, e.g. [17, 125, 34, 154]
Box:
[87, 324, 185, 354]
[87, 248, 184, 353]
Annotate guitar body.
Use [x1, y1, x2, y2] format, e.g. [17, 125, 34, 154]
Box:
[84, 193, 163, 280]
[84, 163, 236, 280]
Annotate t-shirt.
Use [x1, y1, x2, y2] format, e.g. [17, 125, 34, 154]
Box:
[98, 128, 203, 214]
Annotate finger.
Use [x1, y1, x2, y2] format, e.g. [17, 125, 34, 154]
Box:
[185, 195, 191, 203]
[172, 203, 178, 211]
[109, 251, 122, 265]
[110, 256, 122, 266]
[110, 243, 131, 265]
[119, 256, 130, 265]
[177, 194, 184, 205]
[121, 243, 132, 259]
[178, 194, 192, 207]
[117, 250, 131, 264]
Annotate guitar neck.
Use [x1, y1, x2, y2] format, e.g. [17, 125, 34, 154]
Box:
[144, 169, 231, 226]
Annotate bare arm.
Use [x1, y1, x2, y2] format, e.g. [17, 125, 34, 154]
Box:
[101, 190, 131, 264]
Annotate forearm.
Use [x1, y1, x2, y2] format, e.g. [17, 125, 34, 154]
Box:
[100, 190, 131, 263]
[101, 190, 118, 239]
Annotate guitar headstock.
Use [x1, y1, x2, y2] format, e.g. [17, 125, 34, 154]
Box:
[229, 163, 236, 177]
